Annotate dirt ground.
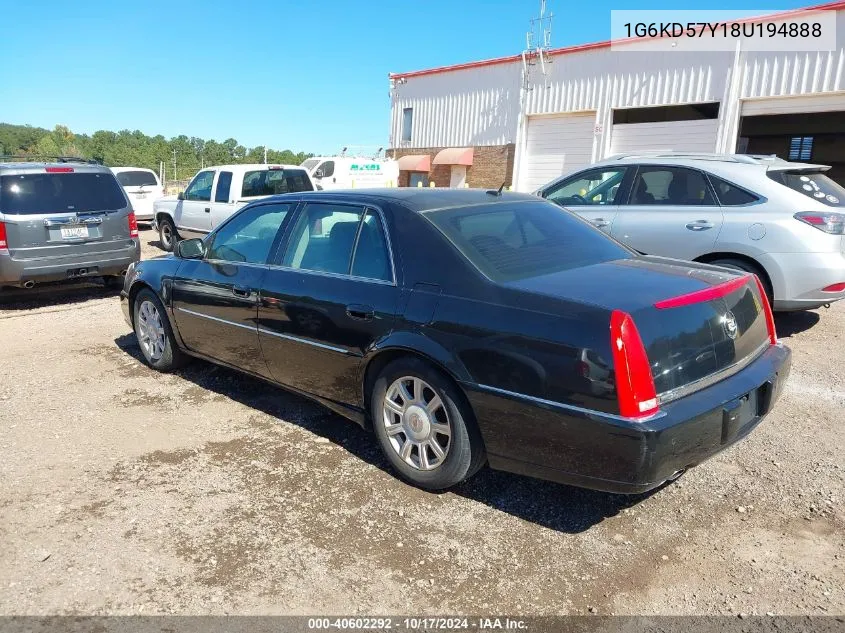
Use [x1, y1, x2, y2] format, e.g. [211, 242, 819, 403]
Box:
[0, 228, 842, 616]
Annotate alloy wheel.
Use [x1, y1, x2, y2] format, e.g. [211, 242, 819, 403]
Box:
[137, 300, 166, 362]
[382, 376, 452, 471]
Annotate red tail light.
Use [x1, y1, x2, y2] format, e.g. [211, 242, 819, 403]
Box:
[654, 275, 750, 309]
[576, 360, 590, 378]
[128, 211, 139, 238]
[794, 211, 845, 235]
[822, 282, 845, 292]
[753, 275, 778, 345]
[610, 310, 658, 419]
[0, 221, 7, 253]
[45, 166, 74, 173]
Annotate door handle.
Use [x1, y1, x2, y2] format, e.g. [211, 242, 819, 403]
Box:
[204, 207, 211, 213]
[685, 220, 715, 231]
[591, 218, 610, 228]
[232, 286, 251, 298]
[346, 304, 374, 320]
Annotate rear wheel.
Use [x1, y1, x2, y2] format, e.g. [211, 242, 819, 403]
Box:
[371, 357, 485, 490]
[158, 216, 178, 252]
[709, 258, 773, 306]
[132, 288, 187, 371]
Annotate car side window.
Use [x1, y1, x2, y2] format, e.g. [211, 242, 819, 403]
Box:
[628, 167, 715, 206]
[206, 203, 292, 264]
[708, 174, 759, 206]
[545, 168, 627, 206]
[320, 161, 335, 178]
[184, 170, 215, 202]
[214, 171, 233, 203]
[282, 203, 364, 275]
[351, 210, 392, 282]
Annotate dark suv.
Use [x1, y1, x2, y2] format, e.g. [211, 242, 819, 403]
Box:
[0, 157, 141, 289]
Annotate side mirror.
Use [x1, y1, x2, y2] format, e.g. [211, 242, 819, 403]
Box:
[313, 169, 323, 179]
[177, 238, 205, 259]
[177, 191, 185, 201]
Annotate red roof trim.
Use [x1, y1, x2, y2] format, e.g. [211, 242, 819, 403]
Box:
[389, 1, 845, 80]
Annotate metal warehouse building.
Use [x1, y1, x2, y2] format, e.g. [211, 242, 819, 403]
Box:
[387, 1, 845, 191]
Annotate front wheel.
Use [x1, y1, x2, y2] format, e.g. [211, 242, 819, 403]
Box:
[158, 216, 178, 252]
[371, 357, 485, 490]
[132, 288, 187, 371]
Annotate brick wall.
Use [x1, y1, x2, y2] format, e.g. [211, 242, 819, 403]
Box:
[389, 144, 515, 189]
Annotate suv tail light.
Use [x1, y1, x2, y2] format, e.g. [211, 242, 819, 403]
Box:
[610, 310, 658, 419]
[822, 282, 845, 292]
[128, 211, 139, 238]
[0, 221, 7, 253]
[45, 166, 74, 173]
[794, 211, 845, 234]
[753, 275, 777, 345]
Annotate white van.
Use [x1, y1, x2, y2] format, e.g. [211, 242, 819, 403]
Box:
[301, 156, 399, 190]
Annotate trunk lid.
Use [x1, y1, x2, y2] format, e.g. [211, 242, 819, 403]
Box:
[0, 168, 132, 258]
[505, 256, 773, 402]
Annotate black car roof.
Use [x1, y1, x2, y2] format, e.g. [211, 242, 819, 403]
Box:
[262, 188, 540, 213]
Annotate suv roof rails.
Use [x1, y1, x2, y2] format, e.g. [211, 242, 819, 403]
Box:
[0, 155, 102, 165]
[606, 151, 786, 165]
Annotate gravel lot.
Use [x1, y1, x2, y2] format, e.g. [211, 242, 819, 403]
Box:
[1, 228, 842, 616]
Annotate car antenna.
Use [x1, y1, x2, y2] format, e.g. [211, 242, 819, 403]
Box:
[486, 182, 506, 197]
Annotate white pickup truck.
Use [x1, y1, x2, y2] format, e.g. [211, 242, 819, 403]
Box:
[152, 163, 314, 251]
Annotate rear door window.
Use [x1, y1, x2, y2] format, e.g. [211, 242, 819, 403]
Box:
[628, 166, 715, 206]
[767, 171, 845, 207]
[114, 170, 158, 187]
[241, 169, 314, 197]
[215, 171, 233, 203]
[0, 172, 127, 214]
[281, 203, 364, 275]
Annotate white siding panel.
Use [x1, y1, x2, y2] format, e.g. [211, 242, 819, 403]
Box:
[519, 113, 595, 192]
[389, 61, 521, 148]
[610, 120, 719, 155]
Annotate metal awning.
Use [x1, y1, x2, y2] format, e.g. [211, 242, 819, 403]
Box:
[397, 154, 431, 171]
[432, 147, 474, 166]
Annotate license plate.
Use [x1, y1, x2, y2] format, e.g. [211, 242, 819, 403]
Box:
[134, 193, 147, 199]
[60, 226, 88, 239]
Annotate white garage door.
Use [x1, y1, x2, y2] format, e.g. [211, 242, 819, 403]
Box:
[518, 113, 595, 192]
[610, 119, 719, 155]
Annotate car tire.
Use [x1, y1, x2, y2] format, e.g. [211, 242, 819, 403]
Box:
[709, 258, 773, 306]
[158, 216, 178, 252]
[371, 357, 486, 490]
[132, 288, 187, 371]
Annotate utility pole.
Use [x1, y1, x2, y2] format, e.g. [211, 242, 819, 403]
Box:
[263, 147, 268, 164]
[172, 149, 177, 182]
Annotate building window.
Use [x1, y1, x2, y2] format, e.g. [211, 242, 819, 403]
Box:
[402, 108, 413, 142]
[612, 102, 720, 124]
[788, 136, 813, 161]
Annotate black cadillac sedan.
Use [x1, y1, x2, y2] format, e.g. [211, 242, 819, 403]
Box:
[120, 189, 791, 492]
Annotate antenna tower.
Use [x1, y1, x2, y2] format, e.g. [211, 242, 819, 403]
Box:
[522, 0, 554, 91]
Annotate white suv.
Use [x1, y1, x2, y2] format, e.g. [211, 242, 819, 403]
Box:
[537, 153, 845, 311]
[111, 167, 164, 222]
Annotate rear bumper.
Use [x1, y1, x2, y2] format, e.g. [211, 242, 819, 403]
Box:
[761, 251, 845, 311]
[0, 240, 141, 286]
[464, 342, 791, 494]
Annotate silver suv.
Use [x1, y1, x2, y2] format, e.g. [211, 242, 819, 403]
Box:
[537, 153, 845, 311]
[0, 157, 140, 289]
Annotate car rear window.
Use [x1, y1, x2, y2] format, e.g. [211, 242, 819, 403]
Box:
[114, 170, 158, 187]
[767, 170, 845, 207]
[0, 173, 128, 215]
[425, 200, 634, 282]
[241, 169, 313, 198]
